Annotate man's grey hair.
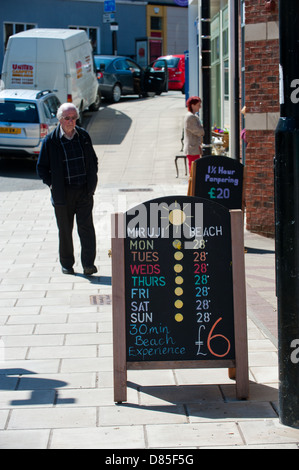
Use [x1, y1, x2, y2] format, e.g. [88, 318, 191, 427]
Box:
[57, 103, 80, 120]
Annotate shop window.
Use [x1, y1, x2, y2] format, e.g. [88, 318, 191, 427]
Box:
[4, 23, 36, 50]
[211, 37, 220, 63]
[211, 6, 230, 129]
[69, 26, 100, 53]
[224, 59, 229, 101]
[223, 29, 228, 57]
[151, 17, 162, 31]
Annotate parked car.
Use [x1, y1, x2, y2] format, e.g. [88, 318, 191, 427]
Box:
[155, 55, 185, 93]
[0, 89, 61, 157]
[94, 55, 168, 103]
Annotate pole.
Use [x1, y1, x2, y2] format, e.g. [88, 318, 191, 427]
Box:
[275, 0, 299, 429]
[112, 30, 117, 55]
[229, 0, 240, 160]
[234, 0, 240, 161]
[201, 0, 212, 156]
[240, 0, 246, 165]
[110, 22, 118, 56]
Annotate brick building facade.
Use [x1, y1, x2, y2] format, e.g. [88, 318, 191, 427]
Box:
[244, 0, 279, 237]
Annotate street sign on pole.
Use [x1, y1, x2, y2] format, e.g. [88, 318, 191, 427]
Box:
[275, 0, 299, 429]
[104, 0, 116, 13]
[103, 13, 116, 23]
[110, 23, 119, 31]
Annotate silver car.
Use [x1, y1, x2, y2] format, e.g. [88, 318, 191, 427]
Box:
[0, 89, 61, 157]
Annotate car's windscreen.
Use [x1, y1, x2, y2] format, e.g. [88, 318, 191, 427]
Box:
[0, 101, 39, 123]
[155, 58, 179, 68]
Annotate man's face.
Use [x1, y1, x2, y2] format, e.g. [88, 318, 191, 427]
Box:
[60, 108, 78, 137]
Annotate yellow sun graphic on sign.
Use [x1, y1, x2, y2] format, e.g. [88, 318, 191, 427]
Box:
[161, 201, 193, 234]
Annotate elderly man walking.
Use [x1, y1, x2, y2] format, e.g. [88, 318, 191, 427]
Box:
[37, 103, 98, 275]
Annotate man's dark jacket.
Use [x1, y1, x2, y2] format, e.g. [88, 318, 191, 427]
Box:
[36, 125, 98, 205]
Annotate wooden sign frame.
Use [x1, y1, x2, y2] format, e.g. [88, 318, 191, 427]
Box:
[111, 208, 249, 403]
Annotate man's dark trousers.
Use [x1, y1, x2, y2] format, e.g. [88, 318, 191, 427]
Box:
[54, 185, 96, 269]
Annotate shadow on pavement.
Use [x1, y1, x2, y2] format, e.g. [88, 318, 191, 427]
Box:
[0, 368, 75, 406]
[88, 106, 132, 145]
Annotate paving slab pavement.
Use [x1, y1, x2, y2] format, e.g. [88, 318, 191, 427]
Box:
[0, 92, 298, 449]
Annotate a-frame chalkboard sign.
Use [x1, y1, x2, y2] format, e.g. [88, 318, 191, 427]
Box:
[111, 196, 249, 403]
[189, 155, 244, 210]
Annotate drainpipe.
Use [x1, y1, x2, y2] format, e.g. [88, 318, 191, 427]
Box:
[201, 0, 212, 156]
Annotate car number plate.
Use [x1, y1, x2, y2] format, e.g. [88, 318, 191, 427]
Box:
[0, 127, 21, 135]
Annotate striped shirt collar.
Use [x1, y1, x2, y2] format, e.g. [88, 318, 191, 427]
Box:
[59, 124, 78, 141]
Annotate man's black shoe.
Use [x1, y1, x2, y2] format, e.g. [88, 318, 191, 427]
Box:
[83, 266, 97, 276]
[62, 267, 75, 275]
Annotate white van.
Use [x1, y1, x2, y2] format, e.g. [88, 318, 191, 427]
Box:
[1, 29, 101, 118]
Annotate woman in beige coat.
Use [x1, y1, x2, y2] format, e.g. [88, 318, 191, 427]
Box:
[184, 96, 205, 173]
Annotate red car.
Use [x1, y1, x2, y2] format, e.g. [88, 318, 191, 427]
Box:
[154, 55, 185, 93]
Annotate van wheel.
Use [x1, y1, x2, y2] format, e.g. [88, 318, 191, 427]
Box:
[89, 90, 101, 111]
[111, 84, 121, 103]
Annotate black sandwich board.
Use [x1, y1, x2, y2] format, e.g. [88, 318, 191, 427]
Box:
[190, 155, 244, 210]
[111, 196, 249, 402]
